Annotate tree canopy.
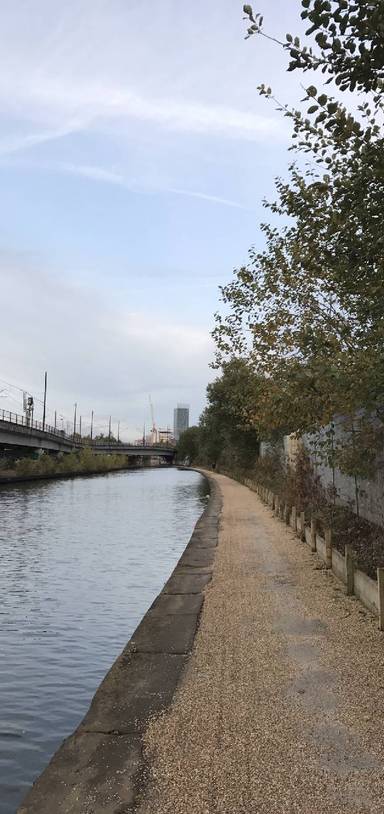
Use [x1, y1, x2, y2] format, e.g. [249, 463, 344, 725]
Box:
[213, 1, 384, 477]
[177, 360, 260, 471]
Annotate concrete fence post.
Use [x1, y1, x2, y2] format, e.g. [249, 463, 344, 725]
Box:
[284, 504, 290, 525]
[275, 496, 280, 517]
[310, 518, 317, 552]
[300, 511, 305, 541]
[377, 568, 384, 631]
[345, 544, 354, 596]
[291, 506, 297, 532]
[325, 528, 332, 569]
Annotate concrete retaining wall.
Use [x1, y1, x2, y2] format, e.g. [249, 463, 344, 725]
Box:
[354, 568, 378, 616]
[331, 548, 346, 584]
[260, 429, 384, 528]
[316, 535, 327, 563]
[18, 473, 221, 814]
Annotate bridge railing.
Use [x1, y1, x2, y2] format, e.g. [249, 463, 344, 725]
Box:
[0, 409, 72, 440]
[0, 410, 177, 452]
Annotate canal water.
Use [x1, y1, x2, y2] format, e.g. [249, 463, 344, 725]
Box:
[0, 466, 206, 813]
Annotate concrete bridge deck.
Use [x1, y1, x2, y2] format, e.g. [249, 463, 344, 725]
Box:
[0, 411, 175, 458]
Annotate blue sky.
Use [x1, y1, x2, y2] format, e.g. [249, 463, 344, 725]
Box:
[0, 0, 305, 439]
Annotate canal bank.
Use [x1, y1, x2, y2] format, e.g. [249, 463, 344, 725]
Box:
[17, 472, 221, 814]
[19, 470, 384, 813]
[0, 449, 165, 487]
[0, 461, 169, 486]
[1, 467, 206, 813]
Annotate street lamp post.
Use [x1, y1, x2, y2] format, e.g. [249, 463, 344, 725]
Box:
[42, 371, 47, 431]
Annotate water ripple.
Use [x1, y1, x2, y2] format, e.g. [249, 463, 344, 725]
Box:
[0, 467, 206, 814]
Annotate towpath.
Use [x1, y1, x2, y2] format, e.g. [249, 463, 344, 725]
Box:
[136, 471, 384, 814]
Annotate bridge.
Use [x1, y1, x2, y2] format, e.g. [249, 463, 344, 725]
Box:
[0, 410, 176, 461]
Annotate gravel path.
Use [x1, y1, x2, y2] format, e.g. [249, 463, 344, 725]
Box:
[136, 472, 384, 813]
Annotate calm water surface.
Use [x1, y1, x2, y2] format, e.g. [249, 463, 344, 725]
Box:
[0, 466, 206, 813]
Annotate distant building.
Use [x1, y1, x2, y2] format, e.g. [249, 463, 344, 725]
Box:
[173, 404, 189, 441]
[158, 429, 174, 445]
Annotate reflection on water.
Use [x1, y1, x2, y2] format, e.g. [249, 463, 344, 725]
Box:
[0, 466, 206, 813]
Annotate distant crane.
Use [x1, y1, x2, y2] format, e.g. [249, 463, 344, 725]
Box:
[148, 395, 158, 444]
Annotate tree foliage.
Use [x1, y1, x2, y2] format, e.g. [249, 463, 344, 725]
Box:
[177, 426, 201, 463]
[177, 360, 260, 471]
[244, 0, 384, 93]
[213, 1, 384, 477]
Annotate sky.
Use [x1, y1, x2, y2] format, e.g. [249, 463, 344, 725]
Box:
[0, 0, 307, 440]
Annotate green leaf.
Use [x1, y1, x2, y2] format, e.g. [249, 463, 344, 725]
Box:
[243, 4, 255, 21]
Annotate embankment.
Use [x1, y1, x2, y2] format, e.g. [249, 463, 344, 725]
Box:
[0, 451, 156, 487]
[129, 472, 384, 814]
[17, 473, 221, 814]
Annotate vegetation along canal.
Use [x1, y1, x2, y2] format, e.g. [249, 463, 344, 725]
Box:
[0, 466, 207, 813]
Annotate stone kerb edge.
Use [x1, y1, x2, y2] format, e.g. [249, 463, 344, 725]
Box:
[17, 471, 221, 814]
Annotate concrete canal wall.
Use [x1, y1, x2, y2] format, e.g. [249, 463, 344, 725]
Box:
[17, 474, 221, 814]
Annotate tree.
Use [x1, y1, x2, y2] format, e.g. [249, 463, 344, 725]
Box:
[177, 426, 201, 463]
[195, 360, 260, 470]
[214, 2, 384, 475]
[244, 1, 384, 93]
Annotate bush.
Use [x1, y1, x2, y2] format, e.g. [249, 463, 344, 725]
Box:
[12, 449, 128, 479]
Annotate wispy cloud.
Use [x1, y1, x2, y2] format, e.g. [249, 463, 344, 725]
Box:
[29, 160, 249, 210]
[57, 162, 126, 185]
[0, 76, 284, 158]
[0, 122, 85, 158]
[163, 187, 247, 210]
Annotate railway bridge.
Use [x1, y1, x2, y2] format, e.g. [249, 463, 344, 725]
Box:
[0, 410, 176, 461]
